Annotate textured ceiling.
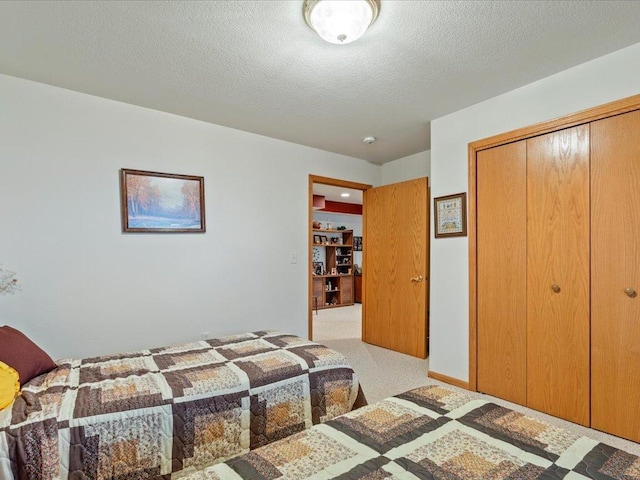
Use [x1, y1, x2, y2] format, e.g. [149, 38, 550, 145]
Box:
[1, 1, 640, 164]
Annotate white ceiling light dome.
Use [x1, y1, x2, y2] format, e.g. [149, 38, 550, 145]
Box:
[303, 0, 381, 45]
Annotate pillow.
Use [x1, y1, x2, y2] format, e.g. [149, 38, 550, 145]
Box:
[0, 326, 57, 386]
[0, 361, 20, 410]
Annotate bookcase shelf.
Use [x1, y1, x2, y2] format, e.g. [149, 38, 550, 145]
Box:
[311, 229, 354, 309]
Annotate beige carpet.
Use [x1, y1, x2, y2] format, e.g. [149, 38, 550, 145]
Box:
[313, 304, 640, 456]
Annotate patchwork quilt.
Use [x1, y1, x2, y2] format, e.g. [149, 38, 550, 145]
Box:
[0, 331, 365, 480]
[182, 385, 640, 480]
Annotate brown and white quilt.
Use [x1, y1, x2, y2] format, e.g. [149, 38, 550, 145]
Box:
[0, 331, 365, 480]
[182, 385, 640, 480]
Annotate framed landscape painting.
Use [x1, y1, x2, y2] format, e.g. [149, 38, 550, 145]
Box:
[120, 169, 205, 233]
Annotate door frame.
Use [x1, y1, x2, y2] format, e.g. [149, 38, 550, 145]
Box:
[308, 175, 372, 340]
[467, 93, 640, 391]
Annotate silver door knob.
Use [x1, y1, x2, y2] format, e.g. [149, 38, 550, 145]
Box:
[411, 275, 424, 283]
[625, 287, 637, 298]
[551, 284, 561, 293]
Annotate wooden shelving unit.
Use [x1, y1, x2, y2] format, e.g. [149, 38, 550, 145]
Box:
[311, 229, 354, 309]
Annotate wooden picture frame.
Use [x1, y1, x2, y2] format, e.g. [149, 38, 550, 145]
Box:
[320, 235, 329, 244]
[313, 262, 324, 276]
[313, 235, 321, 244]
[120, 169, 205, 233]
[434, 192, 467, 238]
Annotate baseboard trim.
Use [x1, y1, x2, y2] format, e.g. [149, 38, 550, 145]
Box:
[428, 370, 470, 390]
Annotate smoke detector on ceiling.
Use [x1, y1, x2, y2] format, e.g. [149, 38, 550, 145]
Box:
[363, 136, 376, 145]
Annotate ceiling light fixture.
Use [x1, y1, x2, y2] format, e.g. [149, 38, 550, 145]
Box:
[341, 193, 351, 197]
[303, 0, 381, 45]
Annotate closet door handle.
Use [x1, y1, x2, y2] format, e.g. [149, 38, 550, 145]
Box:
[551, 284, 561, 293]
[411, 275, 424, 283]
[624, 287, 637, 298]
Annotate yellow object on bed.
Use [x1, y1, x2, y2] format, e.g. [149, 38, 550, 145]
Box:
[0, 361, 19, 410]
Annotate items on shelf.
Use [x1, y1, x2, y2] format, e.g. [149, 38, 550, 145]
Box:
[311, 227, 355, 309]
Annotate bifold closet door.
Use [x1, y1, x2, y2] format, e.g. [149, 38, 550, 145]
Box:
[476, 141, 527, 405]
[591, 110, 640, 442]
[526, 125, 590, 426]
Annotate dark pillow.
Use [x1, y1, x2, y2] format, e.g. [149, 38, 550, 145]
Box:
[0, 326, 57, 386]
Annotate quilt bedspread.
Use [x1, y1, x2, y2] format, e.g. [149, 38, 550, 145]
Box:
[184, 385, 640, 480]
[0, 331, 365, 480]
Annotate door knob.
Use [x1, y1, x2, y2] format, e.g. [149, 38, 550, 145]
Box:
[411, 275, 424, 283]
[624, 287, 637, 298]
[551, 284, 561, 293]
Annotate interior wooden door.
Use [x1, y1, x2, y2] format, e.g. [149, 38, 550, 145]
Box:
[363, 177, 429, 358]
[476, 141, 527, 405]
[526, 125, 590, 426]
[591, 109, 640, 442]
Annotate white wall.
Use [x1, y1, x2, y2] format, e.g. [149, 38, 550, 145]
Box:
[381, 150, 430, 185]
[0, 74, 380, 359]
[430, 42, 640, 382]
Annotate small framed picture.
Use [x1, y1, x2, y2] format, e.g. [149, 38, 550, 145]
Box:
[313, 262, 324, 276]
[313, 235, 321, 244]
[434, 193, 467, 238]
[353, 236, 362, 251]
[320, 235, 329, 244]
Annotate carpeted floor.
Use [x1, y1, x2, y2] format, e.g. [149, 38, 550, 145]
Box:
[313, 303, 640, 456]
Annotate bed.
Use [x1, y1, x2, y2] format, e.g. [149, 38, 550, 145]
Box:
[0, 331, 365, 480]
[183, 385, 640, 479]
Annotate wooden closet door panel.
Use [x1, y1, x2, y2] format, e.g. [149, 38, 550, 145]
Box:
[526, 125, 590, 426]
[476, 141, 527, 405]
[591, 110, 640, 442]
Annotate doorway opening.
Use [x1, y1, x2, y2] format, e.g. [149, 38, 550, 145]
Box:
[308, 175, 371, 342]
